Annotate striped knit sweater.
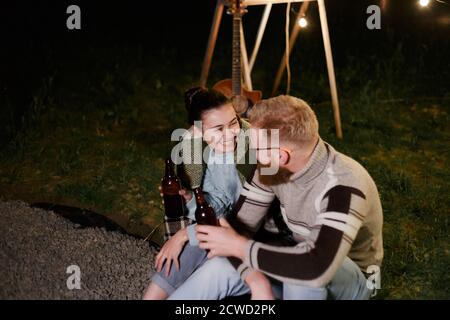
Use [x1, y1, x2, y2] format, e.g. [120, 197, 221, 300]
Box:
[231, 138, 383, 287]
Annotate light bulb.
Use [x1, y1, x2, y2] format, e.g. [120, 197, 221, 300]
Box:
[298, 17, 308, 28]
[419, 0, 430, 7]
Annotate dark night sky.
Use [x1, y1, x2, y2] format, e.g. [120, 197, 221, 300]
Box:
[1, 0, 449, 117]
[2, 0, 449, 59]
[2, 1, 448, 44]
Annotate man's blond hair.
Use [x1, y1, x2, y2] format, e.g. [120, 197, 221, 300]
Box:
[248, 95, 319, 146]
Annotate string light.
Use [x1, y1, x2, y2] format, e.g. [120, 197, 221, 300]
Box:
[298, 17, 308, 28]
[419, 0, 430, 7]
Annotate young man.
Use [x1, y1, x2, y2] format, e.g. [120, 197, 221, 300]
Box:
[167, 95, 383, 300]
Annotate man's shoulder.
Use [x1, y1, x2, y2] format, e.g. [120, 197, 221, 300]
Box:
[325, 143, 377, 192]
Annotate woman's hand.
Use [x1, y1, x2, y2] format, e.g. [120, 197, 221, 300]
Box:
[178, 189, 193, 202]
[154, 228, 189, 277]
[159, 186, 193, 203]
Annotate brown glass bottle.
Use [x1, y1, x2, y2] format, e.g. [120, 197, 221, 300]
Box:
[161, 158, 185, 218]
[193, 188, 219, 226]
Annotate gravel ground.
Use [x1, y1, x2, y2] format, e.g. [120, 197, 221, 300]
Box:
[0, 200, 157, 299]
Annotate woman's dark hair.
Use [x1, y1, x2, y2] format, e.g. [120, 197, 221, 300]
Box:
[184, 87, 230, 124]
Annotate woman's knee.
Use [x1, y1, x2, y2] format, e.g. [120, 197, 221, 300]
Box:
[200, 257, 237, 279]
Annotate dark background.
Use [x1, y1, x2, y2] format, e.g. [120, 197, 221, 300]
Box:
[1, 0, 449, 144]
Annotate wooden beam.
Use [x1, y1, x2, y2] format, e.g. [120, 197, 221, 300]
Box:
[200, 0, 224, 87]
[243, 0, 315, 6]
[317, 0, 343, 138]
[249, 4, 272, 72]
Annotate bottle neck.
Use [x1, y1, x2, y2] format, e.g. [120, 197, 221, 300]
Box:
[164, 158, 175, 177]
[193, 188, 206, 205]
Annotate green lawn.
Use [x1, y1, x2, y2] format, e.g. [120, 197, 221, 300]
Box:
[0, 46, 448, 299]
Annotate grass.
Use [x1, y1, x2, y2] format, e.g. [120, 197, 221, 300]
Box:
[318, 98, 450, 299]
[0, 43, 449, 299]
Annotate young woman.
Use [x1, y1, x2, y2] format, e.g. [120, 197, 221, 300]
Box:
[142, 87, 273, 300]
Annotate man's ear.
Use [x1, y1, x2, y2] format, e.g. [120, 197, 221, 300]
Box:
[279, 149, 291, 165]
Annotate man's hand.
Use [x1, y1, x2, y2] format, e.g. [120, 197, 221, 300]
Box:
[154, 228, 188, 277]
[196, 218, 249, 260]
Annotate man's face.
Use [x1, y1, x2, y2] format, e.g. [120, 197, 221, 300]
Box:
[249, 127, 295, 185]
[249, 128, 275, 164]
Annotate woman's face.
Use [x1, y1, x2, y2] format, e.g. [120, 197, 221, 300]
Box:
[201, 103, 240, 153]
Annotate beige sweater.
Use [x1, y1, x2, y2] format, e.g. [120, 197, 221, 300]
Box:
[231, 138, 383, 287]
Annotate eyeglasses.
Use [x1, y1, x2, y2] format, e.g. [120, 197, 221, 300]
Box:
[249, 147, 300, 154]
[249, 147, 279, 151]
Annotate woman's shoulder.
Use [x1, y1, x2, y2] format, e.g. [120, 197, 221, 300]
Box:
[173, 126, 207, 189]
[239, 118, 251, 130]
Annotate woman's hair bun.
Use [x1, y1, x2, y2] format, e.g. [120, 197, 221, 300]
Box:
[183, 86, 230, 124]
[184, 86, 206, 111]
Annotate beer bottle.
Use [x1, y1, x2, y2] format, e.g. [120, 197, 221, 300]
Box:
[161, 158, 185, 218]
[193, 188, 219, 226]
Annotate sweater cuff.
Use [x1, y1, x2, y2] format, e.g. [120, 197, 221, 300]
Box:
[243, 240, 258, 270]
[237, 264, 253, 281]
[186, 224, 199, 246]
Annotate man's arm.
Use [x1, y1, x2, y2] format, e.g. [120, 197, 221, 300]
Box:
[243, 185, 368, 288]
[227, 167, 275, 235]
[226, 168, 275, 279]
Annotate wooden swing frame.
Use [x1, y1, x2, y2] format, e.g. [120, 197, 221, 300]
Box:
[199, 0, 343, 139]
